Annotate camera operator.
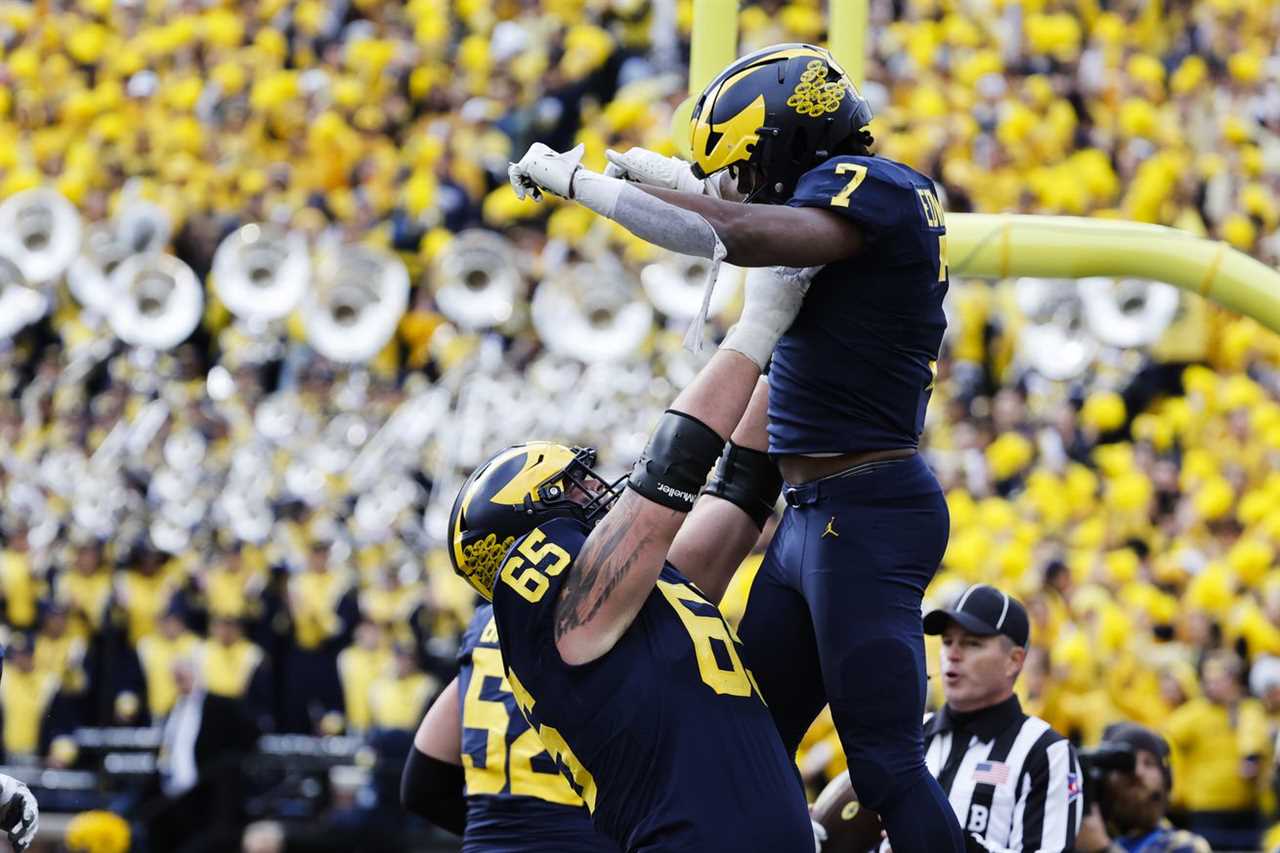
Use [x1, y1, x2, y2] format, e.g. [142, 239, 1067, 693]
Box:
[1075, 723, 1209, 853]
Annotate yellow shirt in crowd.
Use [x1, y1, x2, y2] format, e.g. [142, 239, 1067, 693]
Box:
[1, 668, 58, 756]
[1165, 697, 1271, 812]
[137, 632, 199, 717]
[1, 550, 40, 629]
[718, 553, 764, 630]
[58, 569, 112, 637]
[359, 585, 416, 628]
[291, 571, 349, 650]
[337, 645, 392, 732]
[368, 672, 436, 731]
[120, 570, 177, 646]
[33, 632, 86, 693]
[206, 564, 261, 620]
[201, 639, 264, 699]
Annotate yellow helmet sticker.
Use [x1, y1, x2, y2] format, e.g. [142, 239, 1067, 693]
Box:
[458, 532, 516, 599]
[786, 60, 846, 117]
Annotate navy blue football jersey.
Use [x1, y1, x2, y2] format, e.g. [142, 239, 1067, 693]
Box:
[770, 154, 948, 455]
[458, 604, 619, 852]
[490, 518, 813, 853]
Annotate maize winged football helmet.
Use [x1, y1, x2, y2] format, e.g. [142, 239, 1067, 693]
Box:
[448, 442, 623, 600]
[689, 43, 873, 203]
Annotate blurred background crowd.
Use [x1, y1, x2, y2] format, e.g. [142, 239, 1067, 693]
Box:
[0, 0, 1278, 850]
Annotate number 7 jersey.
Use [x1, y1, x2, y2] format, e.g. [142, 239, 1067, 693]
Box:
[771, 153, 949, 455]
[490, 518, 813, 852]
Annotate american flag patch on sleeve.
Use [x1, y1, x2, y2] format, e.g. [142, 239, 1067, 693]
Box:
[1066, 771, 1081, 802]
[972, 760, 1009, 785]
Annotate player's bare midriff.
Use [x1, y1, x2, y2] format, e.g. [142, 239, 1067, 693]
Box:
[777, 448, 916, 485]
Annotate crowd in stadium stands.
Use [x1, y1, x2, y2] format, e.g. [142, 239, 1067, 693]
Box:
[0, 0, 1279, 849]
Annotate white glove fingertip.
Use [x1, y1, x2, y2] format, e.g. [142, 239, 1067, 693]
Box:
[811, 817, 828, 852]
[604, 150, 630, 180]
[507, 164, 527, 200]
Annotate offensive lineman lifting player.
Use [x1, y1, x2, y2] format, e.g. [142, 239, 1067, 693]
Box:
[508, 43, 963, 853]
[447, 264, 822, 850]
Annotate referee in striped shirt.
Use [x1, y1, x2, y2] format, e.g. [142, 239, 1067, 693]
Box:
[909, 584, 1082, 853]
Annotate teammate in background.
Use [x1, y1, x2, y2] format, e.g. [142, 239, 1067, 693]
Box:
[508, 43, 960, 853]
[401, 604, 619, 852]
[446, 264, 819, 851]
[0, 648, 39, 852]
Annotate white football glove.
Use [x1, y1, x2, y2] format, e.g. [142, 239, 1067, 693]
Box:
[811, 817, 828, 852]
[721, 264, 823, 369]
[508, 142, 585, 202]
[604, 147, 722, 197]
[0, 774, 38, 852]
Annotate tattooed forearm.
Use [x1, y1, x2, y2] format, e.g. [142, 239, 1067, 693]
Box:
[554, 492, 658, 642]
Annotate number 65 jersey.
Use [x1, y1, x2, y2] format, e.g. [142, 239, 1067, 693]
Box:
[490, 517, 813, 853]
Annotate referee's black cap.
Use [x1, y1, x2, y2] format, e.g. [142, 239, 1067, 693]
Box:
[924, 584, 1030, 649]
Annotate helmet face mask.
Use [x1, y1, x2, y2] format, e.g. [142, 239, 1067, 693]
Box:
[689, 44, 874, 204]
[448, 442, 625, 600]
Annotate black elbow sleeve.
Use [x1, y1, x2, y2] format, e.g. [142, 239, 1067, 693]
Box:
[702, 440, 782, 529]
[628, 410, 726, 512]
[401, 745, 467, 835]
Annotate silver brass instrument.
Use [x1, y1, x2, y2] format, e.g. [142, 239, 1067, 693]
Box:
[1014, 277, 1097, 381]
[212, 223, 310, 321]
[530, 261, 653, 363]
[69, 224, 133, 318]
[0, 255, 45, 339]
[116, 198, 172, 254]
[432, 229, 522, 330]
[107, 253, 204, 350]
[1078, 277, 1180, 349]
[640, 253, 741, 320]
[303, 244, 409, 362]
[0, 188, 82, 285]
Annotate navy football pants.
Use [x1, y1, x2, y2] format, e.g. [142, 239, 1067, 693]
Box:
[738, 454, 965, 853]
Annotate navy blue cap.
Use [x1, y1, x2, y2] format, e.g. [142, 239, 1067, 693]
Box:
[924, 584, 1030, 649]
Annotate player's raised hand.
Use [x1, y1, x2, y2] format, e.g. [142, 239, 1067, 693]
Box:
[508, 142, 585, 202]
[604, 148, 722, 197]
[721, 265, 823, 369]
[0, 773, 38, 852]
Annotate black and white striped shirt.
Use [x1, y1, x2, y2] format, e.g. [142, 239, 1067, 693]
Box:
[923, 695, 1082, 853]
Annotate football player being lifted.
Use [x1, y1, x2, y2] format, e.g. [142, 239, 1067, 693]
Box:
[508, 43, 960, 853]
[447, 263, 822, 852]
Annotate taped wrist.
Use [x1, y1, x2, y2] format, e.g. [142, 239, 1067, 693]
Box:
[703, 441, 782, 529]
[570, 168, 624, 218]
[612, 183, 721, 259]
[628, 410, 725, 512]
